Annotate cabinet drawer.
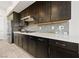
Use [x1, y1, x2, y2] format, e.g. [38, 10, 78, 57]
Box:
[49, 39, 78, 52]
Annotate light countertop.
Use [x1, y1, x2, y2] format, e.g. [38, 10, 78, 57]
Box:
[13, 31, 79, 44]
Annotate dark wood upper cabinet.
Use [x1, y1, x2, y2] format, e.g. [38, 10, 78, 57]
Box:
[20, 10, 26, 18]
[37, 1, 50, 23]
[50, 1, 71, 21]
[28, 2, 39, 24]
[20, 1, 71, 23]
[8, 12, 20, 24]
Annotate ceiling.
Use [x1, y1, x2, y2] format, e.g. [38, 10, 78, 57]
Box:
[13, 1, 35, 13]
[7, 1, 35, 16]
[0, 1, 13, 10]
[0, 1, 36, 16]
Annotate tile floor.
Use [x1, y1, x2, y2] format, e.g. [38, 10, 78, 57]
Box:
[0, 41, 34, 58]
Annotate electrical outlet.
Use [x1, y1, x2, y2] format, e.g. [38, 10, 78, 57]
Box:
[59, 25, 64, 30]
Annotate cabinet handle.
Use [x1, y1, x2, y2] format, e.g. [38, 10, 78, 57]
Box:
[56, 42, 66, 47]
[29, 37, 33, 39]
[38, 38, 44, 41]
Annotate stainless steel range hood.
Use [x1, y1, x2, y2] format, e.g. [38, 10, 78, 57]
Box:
[21, 16, 34, 22]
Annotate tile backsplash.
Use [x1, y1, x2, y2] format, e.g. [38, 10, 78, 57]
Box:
[26, 21, 69, 35]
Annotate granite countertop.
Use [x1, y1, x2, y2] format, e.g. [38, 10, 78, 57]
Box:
[13, 31, 79, 44]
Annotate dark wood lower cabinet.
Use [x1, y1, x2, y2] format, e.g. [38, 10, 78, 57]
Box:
[49, 45, 78, 58]
[18, 34, 23, 48]
[28, 36, 36, 57]
[49, 40, 79, 58]
[14, 33, 19, 46]
[14, 34, 79, 58]
[22, 35, 29, 51]
[35, 37, 49, 58]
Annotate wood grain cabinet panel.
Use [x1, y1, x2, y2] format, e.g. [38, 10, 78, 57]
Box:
[49, 45, 78, 58]
[28, 3, 39, 24]
[28, 36, 36, 57]
[22, 35, 29, 51]
[14, 33, 19, 46]
[14, 34, 78, 58]
[35, 37, 49, 58]
[50, 1, 71, 22]
[37, 1, 50, 23]
[18, 34, 23, 48]
[20, 1, 71, 23]
[49, 39, 78, 58]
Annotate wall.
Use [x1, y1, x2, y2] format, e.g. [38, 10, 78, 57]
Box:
[69, 1, 79, 41]
[0, 9, 8, 41]
[26, 21, 69, 36]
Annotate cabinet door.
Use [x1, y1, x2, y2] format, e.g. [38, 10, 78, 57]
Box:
[29, 3, 39, 24]
[20, 10, 26, 18]
[49, 45, 78, 58]
[50, 1, 71, 21]
[37, 1, 50, 23]
[60, 1, 71, 20]
[18, 34, 23, 48]
[14, 33, 19, 46]
[49, 40, 78, 58]
[22, 35, 29, 51]
[36, 38, 49, 58]
[28, 36, 36, 57]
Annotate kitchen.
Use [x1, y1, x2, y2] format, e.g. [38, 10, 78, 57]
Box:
[0, 0, 78, 58]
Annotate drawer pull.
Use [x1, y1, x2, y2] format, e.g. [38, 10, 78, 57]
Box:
[29, 37, 33, 39]
[38, 38, 44, 41]
[56, 42, 66, 47]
